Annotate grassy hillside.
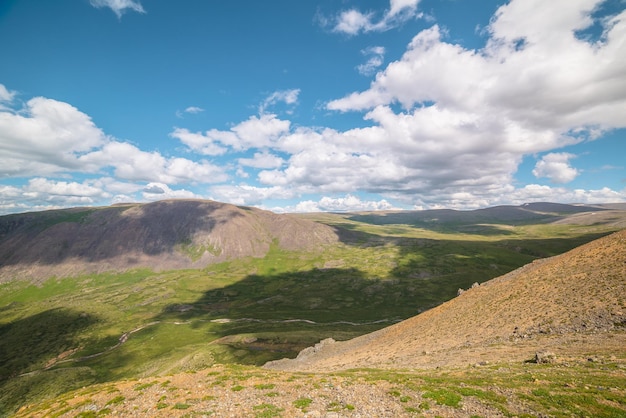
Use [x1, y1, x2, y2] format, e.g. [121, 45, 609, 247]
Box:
[0, 203, 624, 416]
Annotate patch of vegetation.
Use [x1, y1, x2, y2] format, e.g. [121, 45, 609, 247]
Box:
[293, 397, 312, 410]
[254, 383, 276, 390]
[37, 209, 97, 230]
[178, 241, 222, 261]
[134, 381, 156, 391]
[253, 402, 284, 418]
[422, 388, 462, 407]
[105, 395, 125, 406]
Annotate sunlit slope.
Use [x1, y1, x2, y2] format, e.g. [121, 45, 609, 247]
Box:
[267, 228, 626, 372]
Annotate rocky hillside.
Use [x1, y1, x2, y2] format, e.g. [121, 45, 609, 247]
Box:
[267, 228, 626, 372]
[0, 199, 339, 282]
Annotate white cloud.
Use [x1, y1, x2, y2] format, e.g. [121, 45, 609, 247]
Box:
[0, 90, 229, 203]
[231, 114, 291, 148]
[178, 114, 290, 152]
[0, 97, 108, 177]
[170, 128, 228, 156]
[184, 106, 204, 114]
[357, 46, 386, 76]
[79, 141, 228, 184]
[26, 177, 107, 198]
[312, 0, 626, 207]
[209, 184, 295, 206]
[508, 184, 625, 206]
[331, 0, 421, 35]
[90, 0, 145, 19]
[0, 177, 117, 214]
[259, 89, 300, 114]
[176, 106, 205, 118]
[0, 84, 16, 105]
[334, 9, 373, 35]
[141, 182, 199, 201]
[532, 153, 580, 183]
[238, 151, 285, 169]
[293, 195, 398, 213]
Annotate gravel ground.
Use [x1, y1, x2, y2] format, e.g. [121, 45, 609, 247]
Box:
[16, 365, 508, 417]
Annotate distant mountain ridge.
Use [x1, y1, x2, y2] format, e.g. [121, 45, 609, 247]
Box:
[2, 200, 625, 283]
[0, 199, 339, 282]
[266, 227, 626, 372]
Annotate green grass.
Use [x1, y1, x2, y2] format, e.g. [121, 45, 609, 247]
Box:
[0, 215, 621, 416]
[422, 388, 462, 407]
[293, 397, 312, 410]
[253, 403, 284, 417]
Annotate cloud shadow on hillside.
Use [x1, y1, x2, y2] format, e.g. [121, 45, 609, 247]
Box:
[344, 203, 610, 236]
[0, 200, 240, 266]
[0, 308, 100, 415]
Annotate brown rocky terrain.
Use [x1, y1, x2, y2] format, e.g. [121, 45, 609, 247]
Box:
[0, 199, 339, 282]
[266, 228, 626, 372]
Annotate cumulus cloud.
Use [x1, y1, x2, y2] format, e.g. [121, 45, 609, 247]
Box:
[168, 0, 626, 211]
[0, 177, 117, 214]
[79, 141, 228, 184]
[293, 195, 398, 213]
[90, 0, 145, 19]
[313, 0, 626, 207]
[174, 114, 291, 154]
[331, 0, 421, 35]
[238, 151, 285, 169]
[0, 89, 231, 214]
[141, 182, 199, 201]
[209, 184, 295, 206]
[170, 128, 228, 156]
[25, 178, 106, 198]
[532, 153, 580, 183]
[357, 46, 386, 76]
[0, 97, 108, 177]
[507, 184, 625, 207]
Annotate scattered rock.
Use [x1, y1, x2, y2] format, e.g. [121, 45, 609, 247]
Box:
[534, 351, 557, 364]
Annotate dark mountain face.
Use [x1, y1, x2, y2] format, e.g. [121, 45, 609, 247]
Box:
[0, 200, 339, 282]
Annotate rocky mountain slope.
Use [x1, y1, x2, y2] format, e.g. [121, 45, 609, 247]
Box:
[0, 199, 339, 282]
[266, 228, 626, 372]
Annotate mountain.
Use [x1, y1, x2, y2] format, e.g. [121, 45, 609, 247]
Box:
[0, 199, 339, 282]
[266, 228, 626, 372]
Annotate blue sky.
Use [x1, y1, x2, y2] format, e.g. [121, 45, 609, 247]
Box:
[1, 0, 625, 214]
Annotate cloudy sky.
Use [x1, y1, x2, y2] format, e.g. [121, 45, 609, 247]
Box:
[1, 0, 625, 214]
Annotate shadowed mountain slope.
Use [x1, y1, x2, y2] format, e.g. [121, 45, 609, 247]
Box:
[266, 228, 626, 372]
[0, 199, 339, 282]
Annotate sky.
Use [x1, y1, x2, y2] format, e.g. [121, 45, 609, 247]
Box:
[1, 0, 625, 215]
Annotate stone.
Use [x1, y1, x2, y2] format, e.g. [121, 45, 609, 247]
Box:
[534, 350, 557, 364]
